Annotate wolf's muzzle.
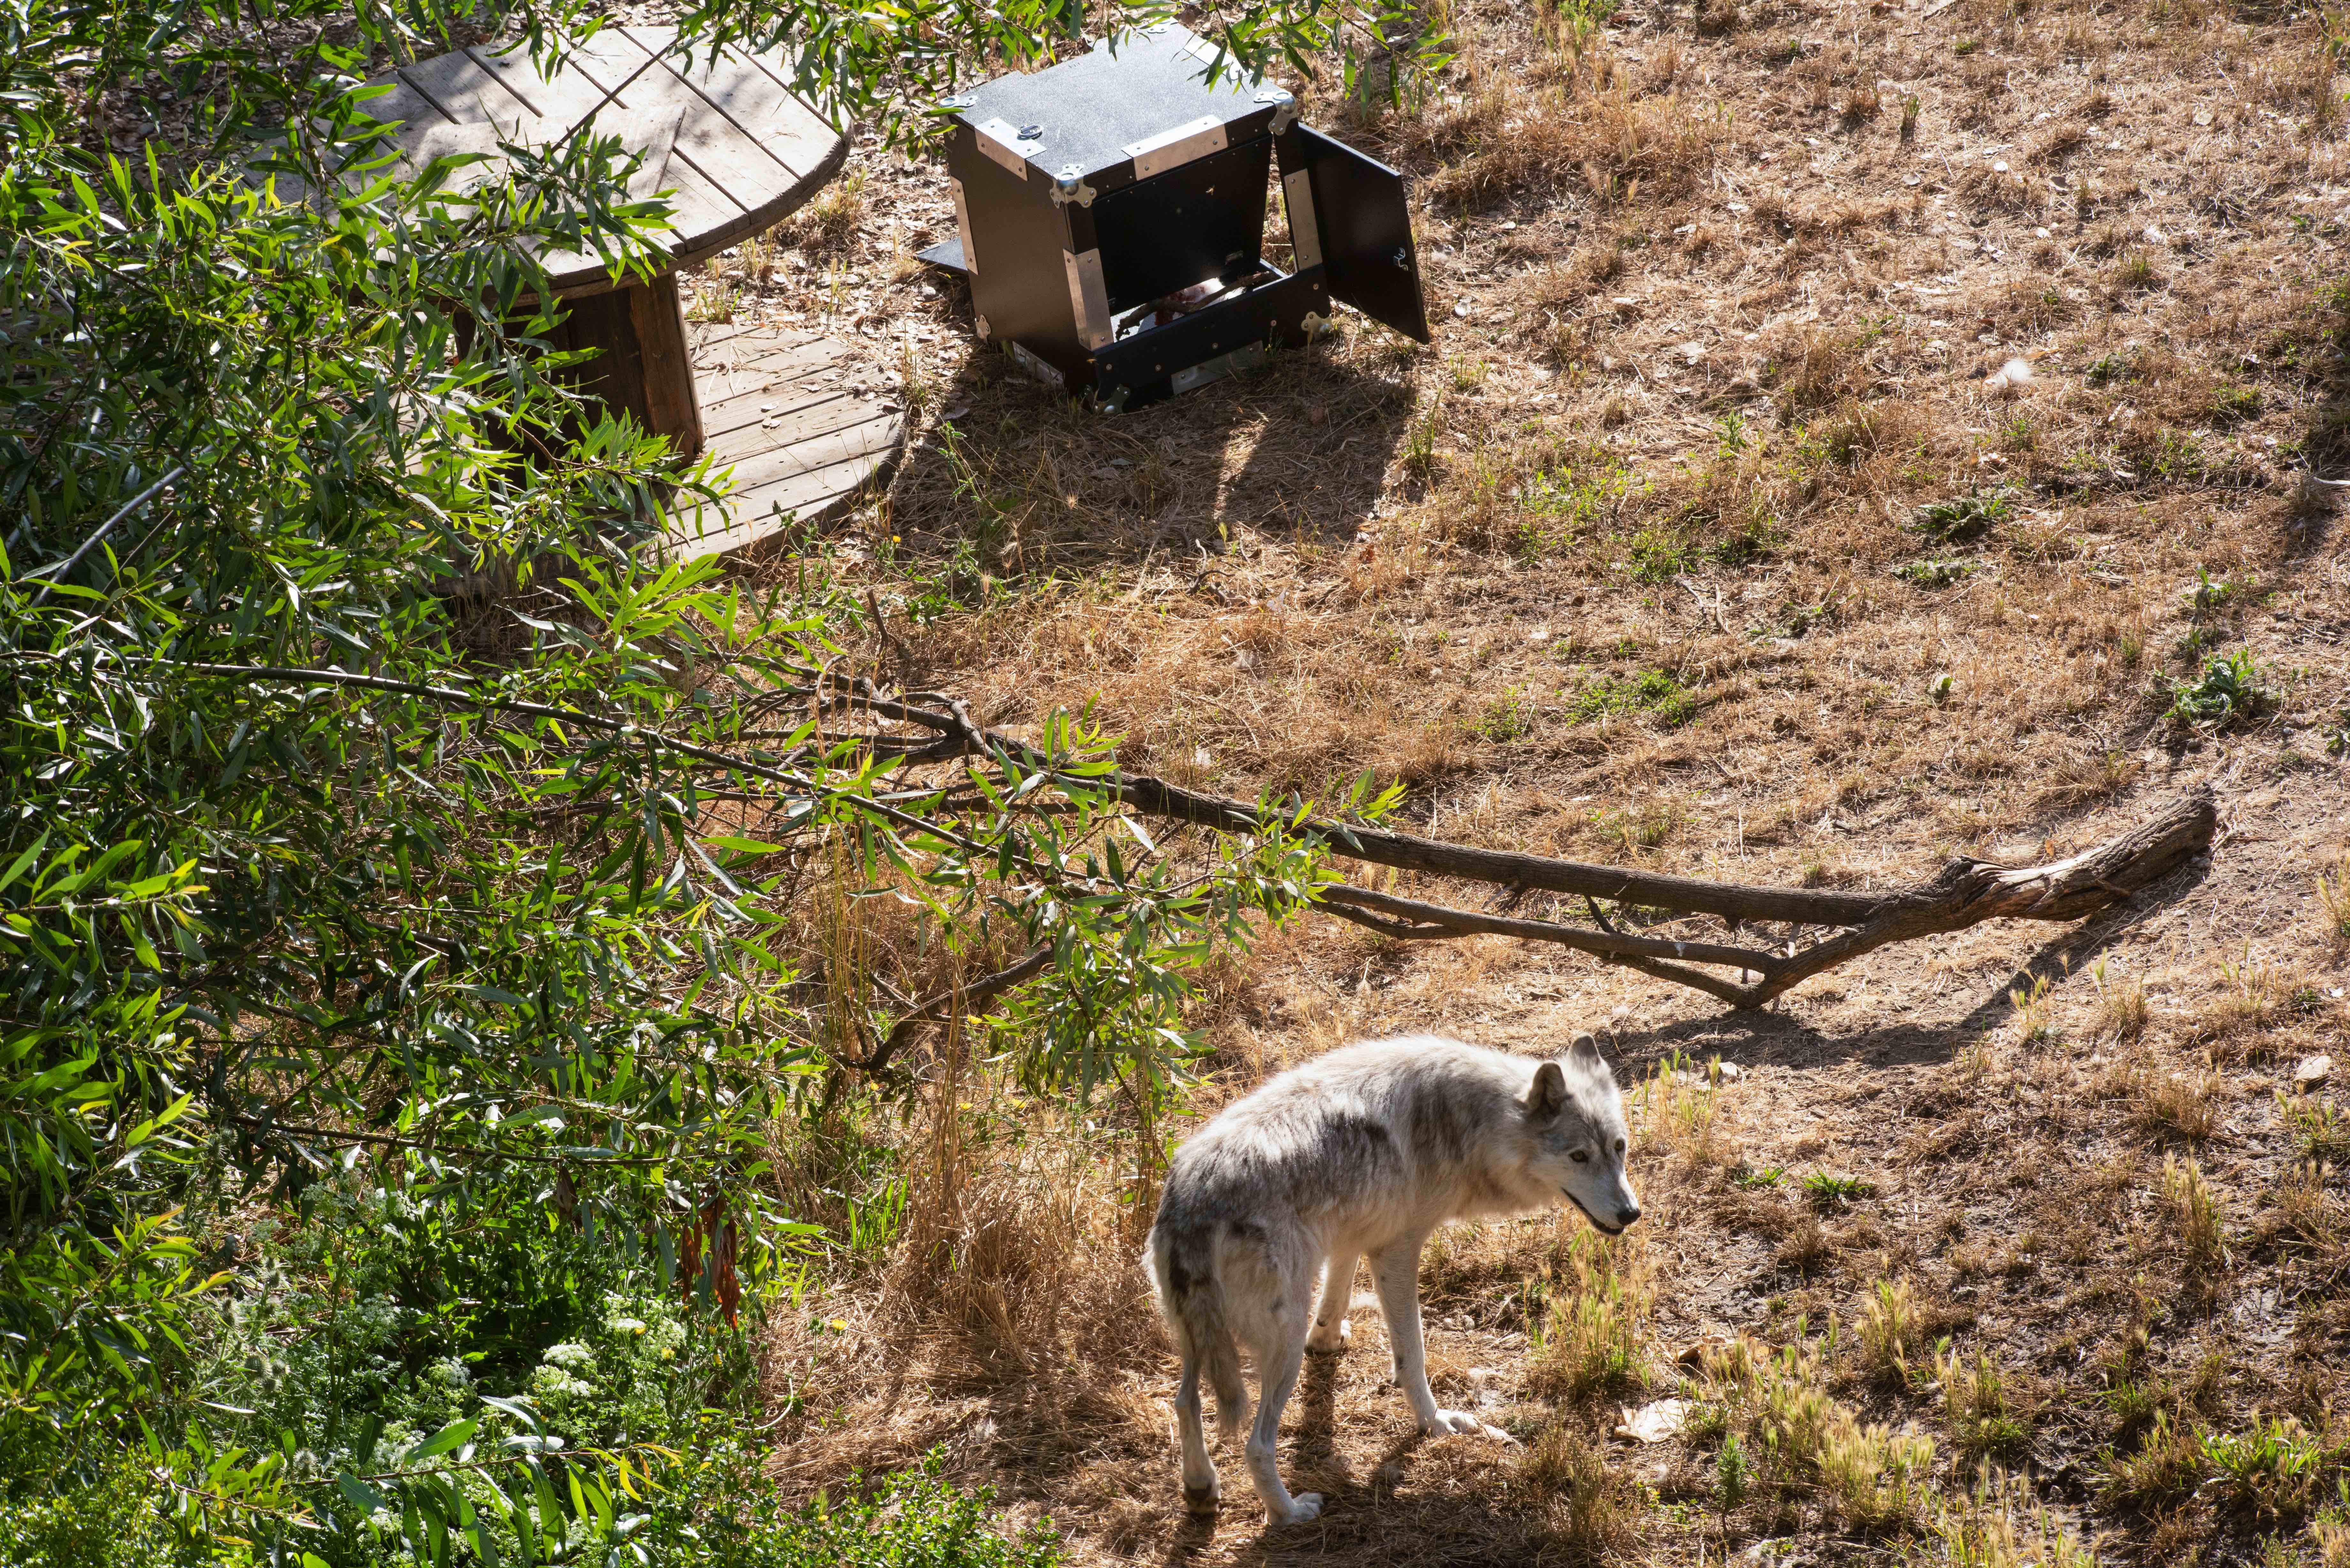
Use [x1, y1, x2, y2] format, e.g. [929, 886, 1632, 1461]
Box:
[1565, 1191, 1638, 1234]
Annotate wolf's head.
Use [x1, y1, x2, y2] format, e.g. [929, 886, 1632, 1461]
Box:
[1519, 1033, 1641, 1234]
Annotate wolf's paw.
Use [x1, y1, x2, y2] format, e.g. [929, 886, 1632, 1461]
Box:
[1183, 1481, 1220, 1518]
[1423, 1408, 1501, 1438]
[1272, 1492, 1323, 1525]
[1305, 1316, 1350, 1354]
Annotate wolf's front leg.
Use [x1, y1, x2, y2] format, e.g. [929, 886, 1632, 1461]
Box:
[1369, 1239, 1495, 1439]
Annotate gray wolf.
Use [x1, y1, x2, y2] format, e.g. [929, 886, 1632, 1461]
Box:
[1144, 1032, 1641, 1525]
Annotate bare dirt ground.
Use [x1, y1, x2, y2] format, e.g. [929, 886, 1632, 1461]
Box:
[691, 0, 2350, 1561]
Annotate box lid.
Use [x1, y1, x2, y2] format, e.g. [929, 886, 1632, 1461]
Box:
[947, 25, 1286, 195]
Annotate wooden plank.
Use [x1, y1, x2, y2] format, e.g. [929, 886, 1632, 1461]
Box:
[665, 411, 901, 559]
[465, 38, 744, 245]
[735, 447, 891, 515]
[699, 374, 857, 437]
[615, 26, 839, 184]
[352, 76, 452, 140]
[716, 413, 902, 495]
[704, 391, 869, 456]
[604, 28, 801, 210]
[632, 273, 705, 457]
[691, 338, 849, 402]
[557, 28, 751, 218]
[425, 32, 846, 284]
[397, 50, 539, 128]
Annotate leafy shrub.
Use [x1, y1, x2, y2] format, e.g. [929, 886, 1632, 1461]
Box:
[1803, 1171, 1875, 1210]
[1934, 1342, 2031, 1463]
[2166, 647, 2273, 728]
[2200, 1416, 2326, 1519]
[1891, 557, 1977, 588]
[1471, 685, 1540, 743]
[1913, 489, 2017, 543]
[730, 1452, 1064, 1568]
[1567, 668, 1697, 727]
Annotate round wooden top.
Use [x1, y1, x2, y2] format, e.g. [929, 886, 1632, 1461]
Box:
[360, 26, 846, 297]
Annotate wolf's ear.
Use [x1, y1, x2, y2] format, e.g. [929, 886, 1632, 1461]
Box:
[1526, 1060, 1568, 1119]
[1568, 1031, 1605, 1069]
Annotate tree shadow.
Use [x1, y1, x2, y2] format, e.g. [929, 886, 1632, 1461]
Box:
[812, 261, 1418, 600]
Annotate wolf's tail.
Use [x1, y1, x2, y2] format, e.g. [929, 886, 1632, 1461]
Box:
[1151, 1223, 1249, 1442]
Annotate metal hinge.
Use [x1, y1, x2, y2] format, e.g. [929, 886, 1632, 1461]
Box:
[1255, 87, 1299, 135]
[1122, 115, 1228, 180]
[973, 116, 1043, 178]
[1050, 164, 1096, 207]
[1063, 248, 1111, 350]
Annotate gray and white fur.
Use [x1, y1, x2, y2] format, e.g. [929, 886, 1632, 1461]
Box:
[1144, 1032, 1641, 1525]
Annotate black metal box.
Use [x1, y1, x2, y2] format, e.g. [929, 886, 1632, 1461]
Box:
[920, 24, 1429, 411]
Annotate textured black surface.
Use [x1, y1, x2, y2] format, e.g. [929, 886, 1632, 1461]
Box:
[917, 235, 968, 275]
[1091, 137, 1271, 313]
[1295, 125, 1429, 343]
[1092, 269, 1327, 411]
[959, 27, 1274, 188]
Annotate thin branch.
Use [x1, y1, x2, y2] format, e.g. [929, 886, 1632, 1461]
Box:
[852, 946, 1055, 1076]
[23, 465, 186, 605]
[795, 673, 1900, 926]
[1320, 885, 1783, 974]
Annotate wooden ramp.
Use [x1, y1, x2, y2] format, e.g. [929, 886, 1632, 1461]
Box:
[665, 321, 905, 560]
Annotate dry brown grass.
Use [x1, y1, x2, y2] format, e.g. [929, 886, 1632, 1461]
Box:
[717, 0, 2350, 1557]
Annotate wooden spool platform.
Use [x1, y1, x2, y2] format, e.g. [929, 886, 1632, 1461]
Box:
[664, 320, 906, 559]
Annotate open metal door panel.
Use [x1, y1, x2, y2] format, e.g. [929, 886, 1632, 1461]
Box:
[1295, 125, 1429, 343]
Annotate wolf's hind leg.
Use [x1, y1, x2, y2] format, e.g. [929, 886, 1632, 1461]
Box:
[1242, 1318, 1322, 1525]
[1172, 1358, 1219, 1514]
[1369, 1237, 1492, 1439]
[1306, 1248, 1359, 1354]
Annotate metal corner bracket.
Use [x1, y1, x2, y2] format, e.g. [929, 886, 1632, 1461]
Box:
[1050, 165, 1097, 207]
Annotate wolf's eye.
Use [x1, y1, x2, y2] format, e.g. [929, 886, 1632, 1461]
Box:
[1615, 1137, 1626, 1153]
[1570, 1150, 1589, 1163]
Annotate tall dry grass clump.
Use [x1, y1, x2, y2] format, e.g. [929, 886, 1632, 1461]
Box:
[1415, 79, 1728, 208]
[1694, 1328, 1937, 1534]
[1527, 1229, 1656, 1400]
[889, 1097, 1161, 1389]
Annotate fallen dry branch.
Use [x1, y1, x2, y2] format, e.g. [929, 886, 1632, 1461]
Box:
[788, 674, 2217, 1015]
[1316, 786, 2216, 1007]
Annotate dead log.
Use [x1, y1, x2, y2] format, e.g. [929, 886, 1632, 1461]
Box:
[1317, 788, 2215, 1007]
[787, 673, 2219, 1014]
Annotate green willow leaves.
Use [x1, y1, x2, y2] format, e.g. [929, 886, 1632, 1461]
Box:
[1, 0, 1400, 1557]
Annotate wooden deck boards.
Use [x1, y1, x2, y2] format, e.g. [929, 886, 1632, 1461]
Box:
[664, 322, 903, 559]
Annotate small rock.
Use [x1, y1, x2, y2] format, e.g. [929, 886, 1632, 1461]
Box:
[1985, 357, 2034, 395]
[2193, 109, 2213, 126]
[1615, 1398, 1692, 1444]
[1308, 403, 1328, 426]
[1453, 301, 1472, 318]
[2293, 1054, 2331, 1092]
